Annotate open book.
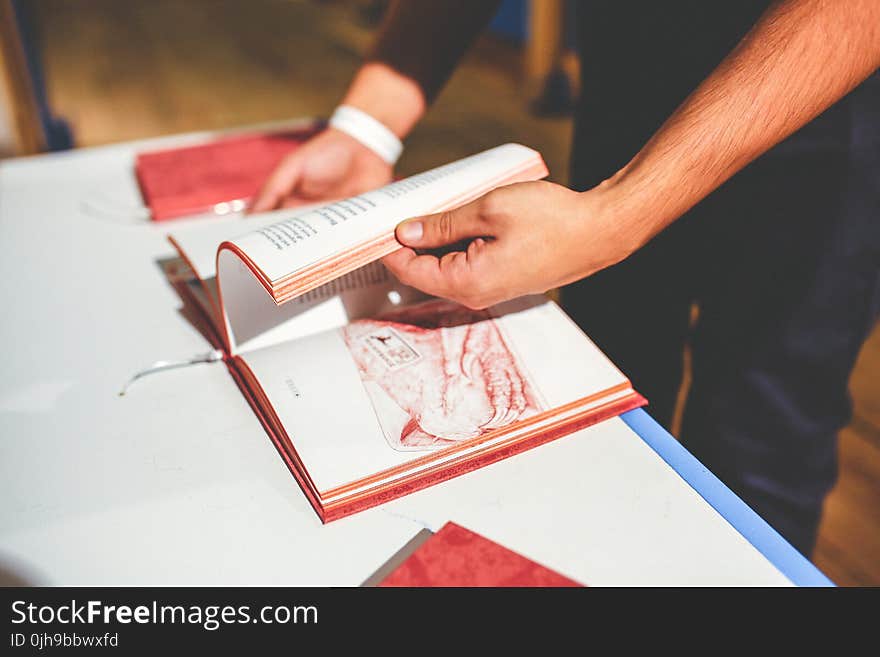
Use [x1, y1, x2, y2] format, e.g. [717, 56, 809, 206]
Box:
[167, 143, 646, 522]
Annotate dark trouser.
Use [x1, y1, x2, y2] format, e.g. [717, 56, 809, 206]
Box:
[564, 76, 880, 557]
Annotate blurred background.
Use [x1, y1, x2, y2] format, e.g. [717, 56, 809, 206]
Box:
[1, 0, 877, 585]
[2, 0, 579, 179]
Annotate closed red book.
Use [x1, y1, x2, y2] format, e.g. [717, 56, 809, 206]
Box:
[135, 125, 322, 221]
[376, 522, 583, 587]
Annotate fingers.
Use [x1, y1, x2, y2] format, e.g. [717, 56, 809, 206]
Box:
[250, 154, 304, 213]
[396, 198, 490, 250]
[251, 132, 385, 213]
[383, 238, 493, 309]
[383, 248, 453, 298]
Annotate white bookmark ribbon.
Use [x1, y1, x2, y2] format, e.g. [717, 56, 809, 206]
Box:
[118, 349, 224, 396]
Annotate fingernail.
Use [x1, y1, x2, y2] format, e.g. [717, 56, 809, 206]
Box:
[398, 221, 423, 243]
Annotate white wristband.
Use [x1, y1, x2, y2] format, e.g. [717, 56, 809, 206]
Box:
[329, 105, 403, 165]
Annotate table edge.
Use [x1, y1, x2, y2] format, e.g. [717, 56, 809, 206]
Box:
[621, 408, 835, 587]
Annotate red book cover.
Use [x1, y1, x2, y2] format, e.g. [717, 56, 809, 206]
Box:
[376, 522, 583, 587]
[135, 125, 322, 221]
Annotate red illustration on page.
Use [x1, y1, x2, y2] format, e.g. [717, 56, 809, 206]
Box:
[341, 300, 545, 451]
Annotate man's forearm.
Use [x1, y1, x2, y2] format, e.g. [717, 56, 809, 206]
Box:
[383, 0, 877, 309]
[341, 0, 502, 138]
[600, 0, 880, 252]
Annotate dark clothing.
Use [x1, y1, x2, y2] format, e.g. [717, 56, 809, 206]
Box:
[565, 2, 880, 555]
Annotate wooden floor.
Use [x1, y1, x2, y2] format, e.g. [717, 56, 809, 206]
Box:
[29, 0, 879, 585]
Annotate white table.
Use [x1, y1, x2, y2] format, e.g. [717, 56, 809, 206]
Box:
[0, 126, 807, 586]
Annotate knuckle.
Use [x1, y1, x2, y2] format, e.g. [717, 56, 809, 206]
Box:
[480, 188, 508, 215]
[436, 211, 455, 242]
[445, 254, 471, 285]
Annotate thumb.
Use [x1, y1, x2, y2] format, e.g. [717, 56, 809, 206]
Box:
[396, 200, 489, 249]
[250, 155, 304, 213]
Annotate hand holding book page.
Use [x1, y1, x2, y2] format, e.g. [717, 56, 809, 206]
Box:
[215, 143, 550, 353]
[169, 144, 548, 355]
[167, 143, 646, 521]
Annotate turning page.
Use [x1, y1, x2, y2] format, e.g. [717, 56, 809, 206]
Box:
[213, 143, 549, 353]
[168, 208, 413, 352]
[216, 143, 548, 301]
[162, 142, 647, 522]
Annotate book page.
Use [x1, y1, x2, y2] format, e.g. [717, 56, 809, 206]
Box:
[172, 144, 545, 353]
[238, 297, 630, 493]
[168, 206, 317, 283]
[216, 247, 427, 354]
[169, 204, 427, 353]
[223, 144, 547, 284]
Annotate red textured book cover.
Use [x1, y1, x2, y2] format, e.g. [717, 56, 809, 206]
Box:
[136, 126, 321, 221]
[378, 522, 583, 587]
